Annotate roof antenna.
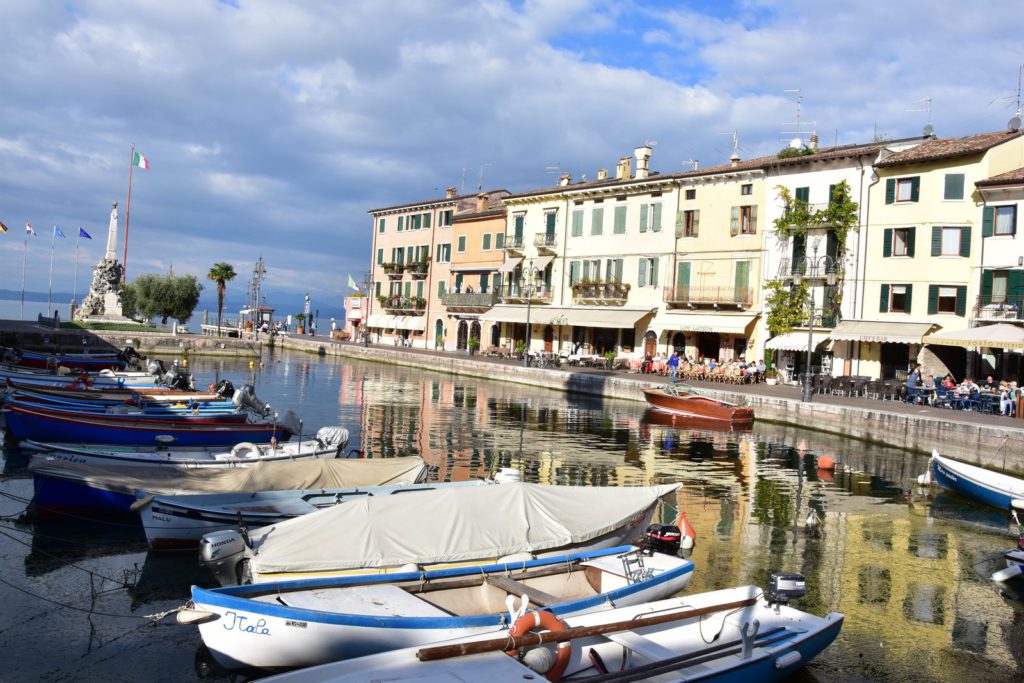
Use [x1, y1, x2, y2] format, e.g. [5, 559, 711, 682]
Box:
[476, 164, 491, 191]
[720, 130, 742, 156]
[460, 166, 467, 194]
[1009, 64, 1023, 132]
[780, 89, 815, 147]
[683, 158, 699, 171]
[544, 162, 561, 178]
[907, 97, 934, 136]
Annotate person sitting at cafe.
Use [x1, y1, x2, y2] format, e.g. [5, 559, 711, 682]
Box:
[905, 363, 923, 404]
[982, 375, 997, 391]
[941, 374, 956, 390]
[641, 354, 654, 374]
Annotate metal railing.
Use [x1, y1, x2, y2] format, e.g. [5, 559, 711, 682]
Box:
[572, 282, 630, 303]
[973, 294, 1024, 322]
[379, 297, 427, 314]
[663, 286, 753, 307]
[500, 286, 554, 303]
[441, 291, 499, 309]
[534, 233, 558, 249]
[504, 235, 525, 251]
[778, 256, 839, 279]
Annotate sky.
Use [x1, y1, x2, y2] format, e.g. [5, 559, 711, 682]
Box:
[1, 0, 1022, 318]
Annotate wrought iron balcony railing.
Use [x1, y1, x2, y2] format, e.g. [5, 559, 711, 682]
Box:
[441, 291, 499, 309]
[663, 286, 753, 307]
[973, 295, 1024, 322]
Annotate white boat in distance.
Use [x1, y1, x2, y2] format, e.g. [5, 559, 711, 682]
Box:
[137, 469, 519, 550]
[257, 583, 843, 683]
[184, 545, 695, 671]
[199, 482, 681, 586]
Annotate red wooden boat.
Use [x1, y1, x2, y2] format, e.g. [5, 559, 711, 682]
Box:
[642, 383, 755, 423]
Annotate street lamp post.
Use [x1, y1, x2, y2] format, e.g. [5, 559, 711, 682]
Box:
[362, 270, 373, 347]
[801, 237, 822, 403]
[522, 259, 535, 368]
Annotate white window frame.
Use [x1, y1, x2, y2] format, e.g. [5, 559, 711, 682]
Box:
[890, 285, 908, 312]
[940, 227, 960, 256]
[995, 206, 1016, 236]
[896, 178, 915, 202]
[937, 286, 958, 313]
[893, 228, 910, 257]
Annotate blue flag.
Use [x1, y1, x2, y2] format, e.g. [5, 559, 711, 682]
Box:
[54, 226, 65, 239]
[78, 227, 92, 239]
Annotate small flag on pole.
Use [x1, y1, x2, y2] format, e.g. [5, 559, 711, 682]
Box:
[54, 226, 65, 239]
[0, 220, 8, 234]
[132, 150, 150, 169]
[26, 223, 36, 236]
[78, 227, 92, 239]
[348, 274, 359, 291]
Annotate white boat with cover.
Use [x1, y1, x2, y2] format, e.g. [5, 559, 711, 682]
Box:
[183, 544, 695, 671]
[199, 482, 680, 586]
[255, 581, 843, 683]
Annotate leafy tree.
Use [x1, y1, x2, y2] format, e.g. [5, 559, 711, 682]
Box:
[123, 273, 203, 325]
[764, 279, 809, 337]
[207, 262, 237, 336]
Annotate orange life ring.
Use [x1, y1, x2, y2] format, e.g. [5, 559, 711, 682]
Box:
[505, 610, 572, 682]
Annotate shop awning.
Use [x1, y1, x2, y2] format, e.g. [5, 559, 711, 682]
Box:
[829, 320, 937, 345]
[657, 313, 757, 335]
[497, 258, 523, 274]
[450, 266, 498, 273]
[765, 331, 830, 351]
[346, 307, 363, 320]
[393, 316, 426, 332]
[481, 306, 652, 329]
[531, 255, 555, 271]
[922, 322, 1024, 350]
[367, 314, 392, 328]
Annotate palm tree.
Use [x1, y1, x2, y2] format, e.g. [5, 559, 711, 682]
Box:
[207, 262, 237, 336]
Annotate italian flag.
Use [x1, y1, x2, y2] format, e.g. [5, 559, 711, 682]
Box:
[132, 151, 150, 169]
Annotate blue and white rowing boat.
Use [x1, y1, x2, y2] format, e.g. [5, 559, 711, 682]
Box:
[925, 450, 1024, 510]
[182, 545, 695, 671]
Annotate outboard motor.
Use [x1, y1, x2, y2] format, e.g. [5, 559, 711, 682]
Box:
[212, 379, 235, 398]
[231, 384, 271, 416]
[276, 409, 303, 442]
[315, 426, 350, 455]
[199, 529, 249, 587]
[161, 366, 193, 391]
[118, 345, 146, 369]
[147, 359, 166, 377]
[1, 347, 22, 365]
[640, 524, 682, 556]
[766, 572, 806, 607]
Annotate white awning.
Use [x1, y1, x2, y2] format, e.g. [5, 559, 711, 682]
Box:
[532, 255, 555, 271]
[829, 320, 937, 345]
[657, 313, 757, 335]
[346, 309, 363, 320]
[497, 258, 523, 274]
[393, 316, 427, 332]
[481, 306, 652, 329]
[450, 266, 498, 273]
[765, 331, 830, 351]
[367, 314, 393, 328]
[923, 322, 1024, 350]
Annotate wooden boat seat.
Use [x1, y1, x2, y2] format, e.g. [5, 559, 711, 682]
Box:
[485, 576, 561, 607]
[273, 584, 450, 618]
[602, 629, 678, 661]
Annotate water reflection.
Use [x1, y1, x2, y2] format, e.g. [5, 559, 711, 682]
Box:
[0, 350, 1021, 681]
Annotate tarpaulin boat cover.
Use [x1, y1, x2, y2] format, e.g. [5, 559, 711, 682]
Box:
[248, 482, 681, 575]
[28, 456, 427, 495]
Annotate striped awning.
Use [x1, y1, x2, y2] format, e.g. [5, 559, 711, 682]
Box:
[481, 306, 651, 329]
[366, 314, 426, 332]
[765, 331, 829, 351]
[497, 258, 523, 274]
[829, 320, 937, 345]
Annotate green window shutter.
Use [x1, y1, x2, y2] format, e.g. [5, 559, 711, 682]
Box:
[406, 246, 414, 263]
[910, 176, 921, 202]
[582, 260, 590, 280]
[826, 230, 839, 263]
[546, 212, 556, 232]
[982, 206, 994, 237]
[398, 216, 406, 231]
[571, 210, 583, 237]
[927, 285, 939, 314]
[931, 226, 942, 256]
[482, 233, 491, 250]
[638, 258, 647, 286]
[749, 205, 758, 233]
[959, 226, 971, 257]
[675, 211, 684, 238]
[416, 281, 424, 298]
[795, 187, 810, 203]
[885, 178, 895, 204]
[424, 212, 432, 228]
[437, 281, 445, 298]
[614, 206, 626, 234]
[614, 258, 623, 281]
[375, 281, 381, 297]
[906, 227, 916, 257]
[514, 215, 524, 238]
[980, 269, 993, 305]
[412, 215, 421, 230]
[677, 261, 690, 288]
[734, 261, 749, 293]
[693, 210, 699, 237]
[944, 174, 964, 200]
[905, 284, 913, 313]
[729, 206, 739, 236]
[591, 208, 604, 235]
[569, 261, 579, 285]
[378, 218, 385, 233]
[404, 281, 412, 298]
[792, 234, 805, 273]
[496, 233, 504, 249]
[828, 184, 837, 205]
[639, 204, 649, 233]
[1013, 207, 1019, 236]
[1009, 269, 1024, 297]
[652, 204, 662, 232]
[882, 229, 892, 257]
[377, 248, 383, 265]
[651, 257, 659, 286]
[880, 284, 890, 312]
[955, 286, 967, 316]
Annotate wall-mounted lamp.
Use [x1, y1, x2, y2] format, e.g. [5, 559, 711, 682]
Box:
[1019, 256, 1023, 266]
[792, 273, 802, 286]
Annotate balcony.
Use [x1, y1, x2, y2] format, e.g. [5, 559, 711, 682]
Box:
[571, 281, 630, 305]
[441, 290, 499, 311]
[504, 235, 525, 253]
[500, 285, 554, 304]
[777, 257, 839, 283]
[534, 233, 558, 252]
[973, 295, 1024, 322]
[378, 296, 427, 315]
[405, 261, 430, 279]
[382, 263, 404, 280]
[664, 286, 753, 308]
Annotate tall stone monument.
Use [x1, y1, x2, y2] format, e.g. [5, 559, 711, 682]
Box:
[76, 201, 131, 322]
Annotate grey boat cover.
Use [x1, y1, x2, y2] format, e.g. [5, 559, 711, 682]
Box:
[28, 456, 427, 496]
[248, 482, 680, 575]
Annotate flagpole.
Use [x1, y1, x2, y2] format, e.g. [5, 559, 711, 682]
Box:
[123, 143, 135, 282]
[47, 227, 55, 316]
[20, 231, 28, 320]
[74, 229, 81, 305]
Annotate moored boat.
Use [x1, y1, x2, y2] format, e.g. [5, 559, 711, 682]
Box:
[642, 382, 755, 423]
[926, 450, 1024, 510]
[183, 544, 695, 671]
[198, 482, 680, 586]
[255, 580, 842, 683]
[2, 344, 142, 371]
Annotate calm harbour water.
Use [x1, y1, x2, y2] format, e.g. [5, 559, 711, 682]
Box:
[1, 348, 1022, 682]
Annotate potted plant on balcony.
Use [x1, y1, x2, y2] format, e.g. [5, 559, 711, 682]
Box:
[294, 312, 306, 335]
[467, 337, 480, 356]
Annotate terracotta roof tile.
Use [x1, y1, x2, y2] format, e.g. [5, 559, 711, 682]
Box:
[875, 131, 1022, 168]
[976, 166, 1024, 187]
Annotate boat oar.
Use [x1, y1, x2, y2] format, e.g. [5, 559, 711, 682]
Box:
[416, 596, 757, 662]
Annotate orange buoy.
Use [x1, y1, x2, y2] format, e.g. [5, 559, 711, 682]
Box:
[505, 610, 572, 682]
[817, 454, 836, 471]
[676, 510, 697, 550]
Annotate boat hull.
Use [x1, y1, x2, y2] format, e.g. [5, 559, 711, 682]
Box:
[932, 453, 1024, 510]
[642, 388, 755, 423]
[190, 547, 695, 671]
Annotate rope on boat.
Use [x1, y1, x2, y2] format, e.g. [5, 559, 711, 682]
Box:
[142, 604, 189, 623]
[0, 525, 138, 588]
[0, 575, 149, 620]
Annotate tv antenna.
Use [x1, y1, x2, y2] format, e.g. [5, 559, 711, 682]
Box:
[719, 131, 742, 157]
[780, 88, 814, 146]
[683, 158, 699, 171]
[460, 166, 467, 194]
[1011, 64, 1023, 132]
[544, 162, 561, 177]
[907, 97, 934, 136]
[644, 139, 658, 148]
[476, 164, 491, 191]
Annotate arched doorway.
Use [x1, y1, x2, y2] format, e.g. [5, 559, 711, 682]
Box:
[671, 332, 686, 354]
[643, 330, 657, 357]
[543, 325, 554, 352]
[434, 319, 444, 350]
[456, 321, 468, 350]
[469, 321, 482, 347]
[489, 323, 500, 347]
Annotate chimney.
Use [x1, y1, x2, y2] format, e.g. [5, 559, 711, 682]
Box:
[808, 134, 819, 150]
[558, 173, 572, 187]
[730, 153, 740, 167]
[475, 192, 487, 212]
[634, 145, 652, 179]
[445, 186, 457, 199]
[616, 156, 632, 180]
[597, 168, 608, 181]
